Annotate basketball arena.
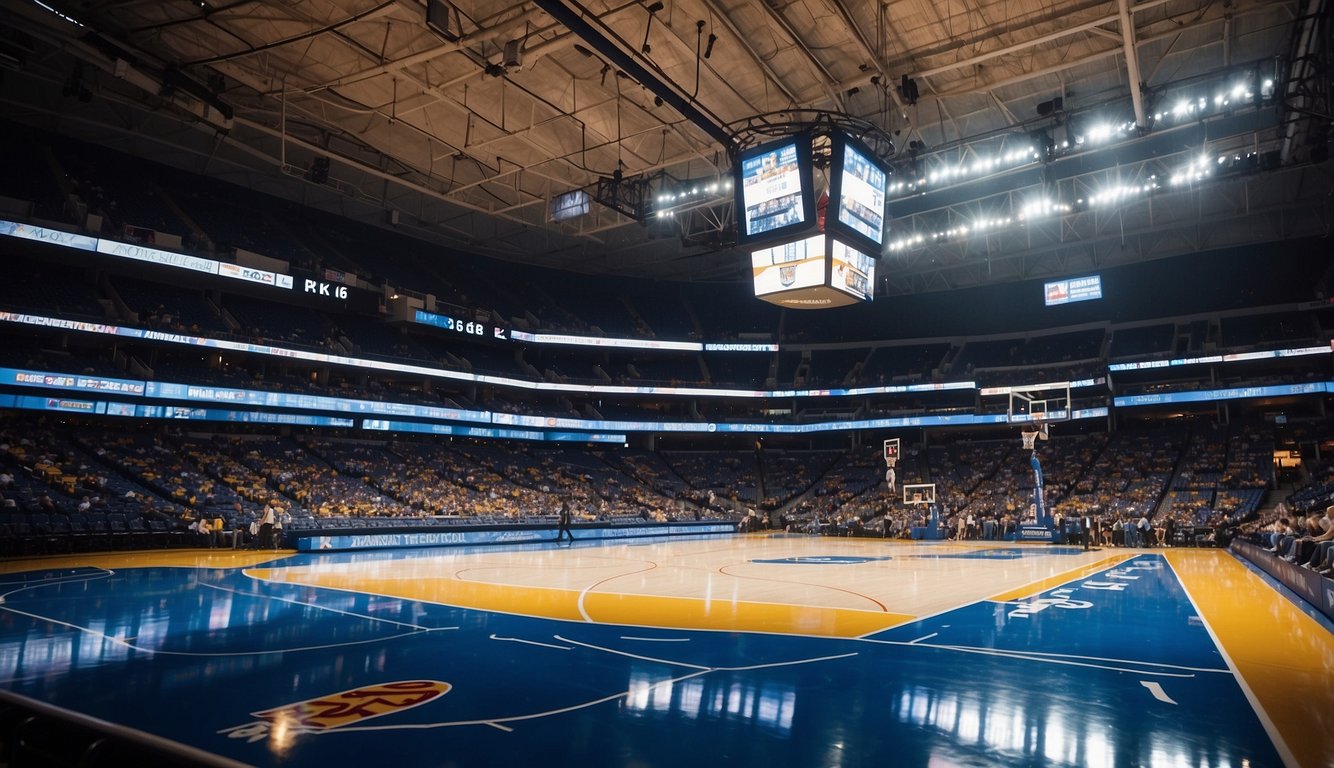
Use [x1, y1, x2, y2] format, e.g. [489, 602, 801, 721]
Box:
[2, 0, 1333, 765]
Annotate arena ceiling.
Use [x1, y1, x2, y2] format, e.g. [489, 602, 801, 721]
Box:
[0, 0, 1329, 292]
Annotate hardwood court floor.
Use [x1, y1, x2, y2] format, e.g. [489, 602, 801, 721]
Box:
[1, 535, 1331, 768]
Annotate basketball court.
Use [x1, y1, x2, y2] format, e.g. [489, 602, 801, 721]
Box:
[1, 535, 1331, 768]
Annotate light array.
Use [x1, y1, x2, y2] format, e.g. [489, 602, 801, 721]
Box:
[1169, 155, 1213, 186]
[1153, 77, 1274, 125]
[889, 147, 1039, 197]
[1083, 179, 1160, 207]
[888, 68, 1277, 208]
[654, 178, 731, 208]
[1017, 199, 1072, 220]
[887, 197, 1076, 251]
[1079, 121, 1136, 145]
[886, 143, 1265, 253]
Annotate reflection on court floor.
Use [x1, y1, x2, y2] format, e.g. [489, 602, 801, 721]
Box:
[0, 537, 1330, 768]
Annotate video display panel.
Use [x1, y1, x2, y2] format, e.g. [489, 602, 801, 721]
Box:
[736, 137, 813, 245]
[549, 189, 589, 221]
[751, 235, 826, 296]
[1044, 274, 1103, 306]
[828, 135, 889, 250]
[829, 239, 875, 301]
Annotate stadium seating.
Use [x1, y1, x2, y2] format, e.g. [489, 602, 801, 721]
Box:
[1, 127, 1330, 557]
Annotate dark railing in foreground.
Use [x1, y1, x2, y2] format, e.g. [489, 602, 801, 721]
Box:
[0, 689, 236, 768]
[1230, 538, 1334, 624]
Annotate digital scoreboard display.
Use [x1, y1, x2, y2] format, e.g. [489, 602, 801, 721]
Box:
[1044, 274, 1103, 306]
[829, 240, 875, 301]
[751, 235, 826, 296]
[828, 135, 889, 251]
[736, 137, 813, 245]
[732, 134, 880, 309]
[750, 234, 875, 309]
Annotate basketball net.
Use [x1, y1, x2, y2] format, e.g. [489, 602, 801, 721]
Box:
[1021, 421, 1049, 450]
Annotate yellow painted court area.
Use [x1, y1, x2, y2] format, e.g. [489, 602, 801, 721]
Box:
[0, 549, 290, 575]
[245, 538, 1136, 638]
[1166, 549, 1334, 768]
[246, 565, 915, 637]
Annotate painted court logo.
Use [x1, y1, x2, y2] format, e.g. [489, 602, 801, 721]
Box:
[220, 680, 450, 742]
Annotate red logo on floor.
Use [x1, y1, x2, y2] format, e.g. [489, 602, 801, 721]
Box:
[221, 680, 451, 743]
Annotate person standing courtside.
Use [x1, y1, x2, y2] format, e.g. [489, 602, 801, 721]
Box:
[556, 500, 575, 545]
[259, 502, 276, 549]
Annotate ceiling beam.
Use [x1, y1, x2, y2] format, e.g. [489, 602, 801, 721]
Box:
[530, 0, 734, 148]
[837, 0, 1178, 95]
[747, 0, 846, 111]
[182, 0, 398, 67]
[1116, 0, 1149, 130]
[824, 0, 915, 124]
[695, 0, 803, 108]
[300, 4, 551, 94]
[926, 2, 1276, 100]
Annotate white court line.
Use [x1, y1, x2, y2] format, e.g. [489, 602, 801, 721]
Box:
[484, 722, 514, 732]
[858, 634, 1225, 678]
[716, 652, 860, 673]
[286, 669, 714, 736]
[908, 633, 938, 644]
[1163, 555, 1299, 768]
[557, 634, 858, 673]
[0, 604, 429, 658]
[575, 585, 594, 623]
[620, 636, 690, 642]
[0, 568, 114, 602]
[296, 649, 858, 735]
[882, 641, 1230, 674]
[554, 634, 712, 670]
[1140, 680, 1178, 705]
[489, 634, 571, 650]
[923, 642, 1205, 677]
[0, 567, 113, 587]
[201, 582, 454, 632]
[574, 562, 659, 623]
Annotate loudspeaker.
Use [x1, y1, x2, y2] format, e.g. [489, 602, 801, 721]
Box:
[900, 75, 919, 105]
[1037, 97, 1064, 116]
[426, 0, 462, 42]
[308, 156, 330, 184]
[503, 39, 523, 71]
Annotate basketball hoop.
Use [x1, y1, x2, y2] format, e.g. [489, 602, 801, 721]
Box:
[1021, 420, 1049, 450]
[883, 438, 900, 467]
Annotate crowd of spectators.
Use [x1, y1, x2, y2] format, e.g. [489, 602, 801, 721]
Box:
[1242, 497, 1334, 574]
[776, 421, 1294, 551]
[2, 411, 1330, 562]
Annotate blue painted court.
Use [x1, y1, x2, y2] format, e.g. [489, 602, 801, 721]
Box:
[0, 539, 1328, 767]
